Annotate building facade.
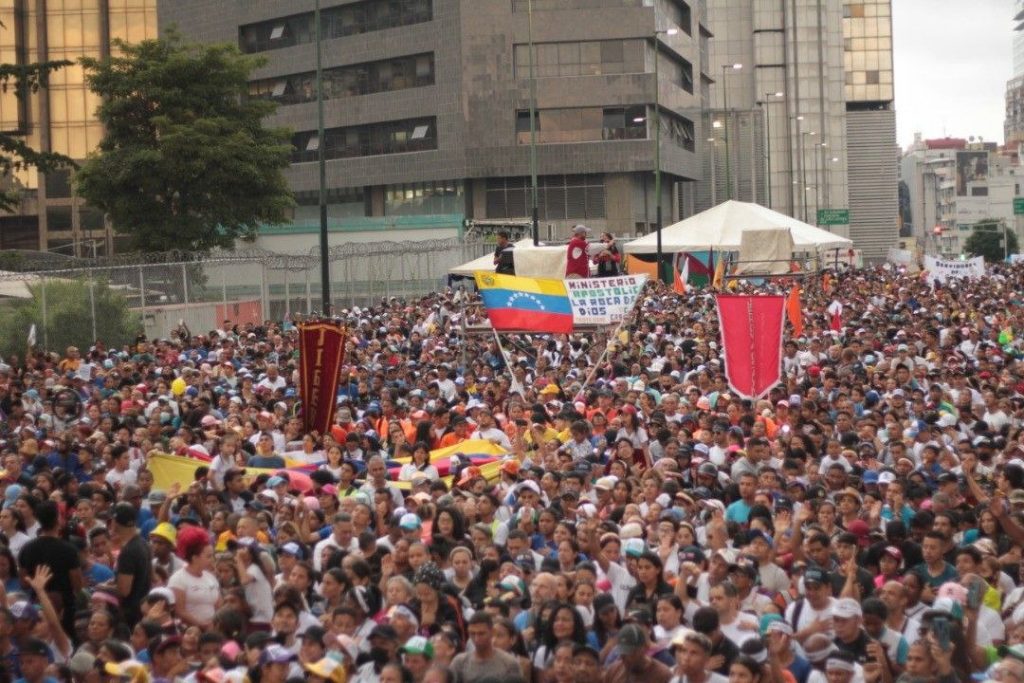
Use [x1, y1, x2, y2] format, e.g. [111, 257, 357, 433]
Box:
[901, 136, 1022, 257]
[0, 0, 158, 256]
[1007, 3, 1024, 147]
[160, 0, 709, 250]
[697, 0, 850, 235]
[842, 0, 898, 262]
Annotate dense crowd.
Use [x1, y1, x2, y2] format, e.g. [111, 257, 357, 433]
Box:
[1, 261, 1024, 683]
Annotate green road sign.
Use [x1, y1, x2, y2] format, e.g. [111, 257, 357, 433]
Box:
[817, 208, 850, 225]
[1014, 197, 1024, 215]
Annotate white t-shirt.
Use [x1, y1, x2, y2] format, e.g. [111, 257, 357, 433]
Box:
[719, 611, 760, 646]
[168, 568, 220, 625]
[244, 563, 275, 623]
[105, 468, 137, 489]
[785, 597, 835, 640]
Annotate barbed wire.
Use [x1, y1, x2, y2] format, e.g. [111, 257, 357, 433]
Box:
[0, 237, 491, 281]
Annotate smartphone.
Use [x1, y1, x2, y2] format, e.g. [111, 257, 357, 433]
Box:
[967, 580, 984, 611]
[931, 616, 951, 651]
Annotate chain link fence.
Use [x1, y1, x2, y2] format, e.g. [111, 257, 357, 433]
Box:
[0, 238, 493, 353]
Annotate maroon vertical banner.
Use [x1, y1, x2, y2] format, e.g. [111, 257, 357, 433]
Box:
[715, 294, 785, 400]
[298, 322, 346, 436]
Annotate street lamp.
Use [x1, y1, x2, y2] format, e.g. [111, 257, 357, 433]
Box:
[801, 130, 815, 223]
[791, 116, 804, 222]
[314, 0, 330, 314]
[652, 27, 679, 282]
[721, 63, 742, 200]
[527, 0, 539, 246]
[707, 137, 717, 205]
[759, 91, 783, 209]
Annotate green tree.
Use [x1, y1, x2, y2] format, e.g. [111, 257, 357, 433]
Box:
[964, 219, 1019, 263]
[0, 33, 75, 210]
[0, 278, 141, 357]
[75, 32, 294, 252]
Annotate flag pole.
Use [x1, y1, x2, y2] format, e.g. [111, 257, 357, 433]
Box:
[578, 289, 646, 393]
[491, 329, 523, 396]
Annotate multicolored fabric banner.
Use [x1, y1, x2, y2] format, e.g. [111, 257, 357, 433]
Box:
[474, 272, 575, 333]
[298, 322, 346, 436]
[716, 294, 785, 400]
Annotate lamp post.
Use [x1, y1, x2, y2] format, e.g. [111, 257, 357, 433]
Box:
[652, 27, 678, 282]
[759, 92, 783, 209]
[792, 116, 804, 222]
[527, 0, 539, 245]
[800, 130, 814, 223]
[707, 137, 717, 205]
[721, 63, 742, 200]
[314, 0, 330, 314]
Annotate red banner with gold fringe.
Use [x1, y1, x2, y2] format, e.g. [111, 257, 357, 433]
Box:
[298, 322, 346, 436]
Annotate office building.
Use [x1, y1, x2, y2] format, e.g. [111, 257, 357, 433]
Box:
[160, 0, 709, 250]
[842, 0, 899, 262]
[1006, 3, 1024, 146]
[901, 136, 1020, 256]
[0, 0, 158, 255]
[699, 0, 850, 236]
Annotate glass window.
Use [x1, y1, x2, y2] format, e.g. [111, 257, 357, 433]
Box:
[291, 117, 437, 163]
[241, 0, 433, 53]
[249, 53, 434, 105]
[45, 170, 72, 198]
[47, 205, 73, 232]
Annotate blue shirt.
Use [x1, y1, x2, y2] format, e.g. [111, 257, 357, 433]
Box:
[725, 499, 752, 524]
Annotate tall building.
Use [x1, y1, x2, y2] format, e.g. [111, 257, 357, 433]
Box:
[159, 0, 709, 250]
[699, 0, 850, 237]
[842, 0, 898, 262]
[1006, 3, 1024, 146]
[0, 0, 158, 255]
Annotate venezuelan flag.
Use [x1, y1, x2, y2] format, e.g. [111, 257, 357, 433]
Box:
[474, 272, 574, 333]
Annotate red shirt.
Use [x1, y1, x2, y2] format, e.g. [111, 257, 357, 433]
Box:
[565, 236, 590, 277]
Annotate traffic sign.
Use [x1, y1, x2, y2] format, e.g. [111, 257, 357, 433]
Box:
[817, 209, 850, 226]
[1014, 197, 1024, 215]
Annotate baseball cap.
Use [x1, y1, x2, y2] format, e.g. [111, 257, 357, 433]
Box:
[151, 522, 177, 545]
[401, 635, 435, 659]
[303, 657, 346, 683]
[10, 601, 39, 622]
[259, 644, 297, 665]
[19, 638, 49, 659]
[832, 598, 862, 619]
[146, 587, 176, 606]
[399, 513, 422, 530]
[616, 624, 647, 654]
[803, 566, 829, 586]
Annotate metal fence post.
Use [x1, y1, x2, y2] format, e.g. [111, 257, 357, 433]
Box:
[260, 261, 270, 322]
[284, 265, 291, 320]
[40, 278, 48, 351]
[304, 267, 311, 315]
[89, 273, 97, 344]
[138, 267, 145, 313]
[181, 263, 189, 309]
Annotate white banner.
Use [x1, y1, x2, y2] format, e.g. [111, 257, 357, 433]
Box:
[565, 275, 647, 326]
[923, 255, 985, 283]
[887, 247, 913, 265]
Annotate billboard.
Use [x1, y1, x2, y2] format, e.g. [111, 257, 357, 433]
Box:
[956, 150, 989, 196]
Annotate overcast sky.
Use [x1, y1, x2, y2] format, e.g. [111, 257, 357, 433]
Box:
[893, 0, 1012, 150]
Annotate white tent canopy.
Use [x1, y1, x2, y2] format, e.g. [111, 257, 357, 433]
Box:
[449, 239, 566, 279]
[622, 200, 853, 254]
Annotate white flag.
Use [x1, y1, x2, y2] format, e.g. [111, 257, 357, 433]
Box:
[27, 324, 36, 347]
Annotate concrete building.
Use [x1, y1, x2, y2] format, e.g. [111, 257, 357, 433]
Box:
[1006, 3, 1024, 147]
[159, 0, 709, 251]
[901, 136, 1021, 257]
[842, 0, 899, 262]
[698, 0, 849, 232]
[0, 0, 158, 255]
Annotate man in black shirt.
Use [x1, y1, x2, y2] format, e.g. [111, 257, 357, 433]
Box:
[692, 605, 739, 676]
[112, 502, 152, 627]
[493, 231, 516, 275]
[17, 500, 82, 638]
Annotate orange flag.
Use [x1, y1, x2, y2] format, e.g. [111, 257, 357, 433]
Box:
[673, 256, 688, 294]
[822, 272, 833, 294]
[712, 256, 726, 289]
[786, 285, 804, 337]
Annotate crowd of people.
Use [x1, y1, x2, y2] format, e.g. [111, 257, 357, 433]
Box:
[0, 260, 1024, 683]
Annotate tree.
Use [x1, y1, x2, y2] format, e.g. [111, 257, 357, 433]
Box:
[963, 219, 1019, 263]
[0, 30, 75, 211]
[0, 278, 141, 358]
[75, 32, 294, 252]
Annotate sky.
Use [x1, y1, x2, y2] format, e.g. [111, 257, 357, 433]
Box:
[892, 0, 1012, 150]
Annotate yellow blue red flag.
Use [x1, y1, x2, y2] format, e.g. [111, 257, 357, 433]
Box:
[474, 272, 574, 333]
